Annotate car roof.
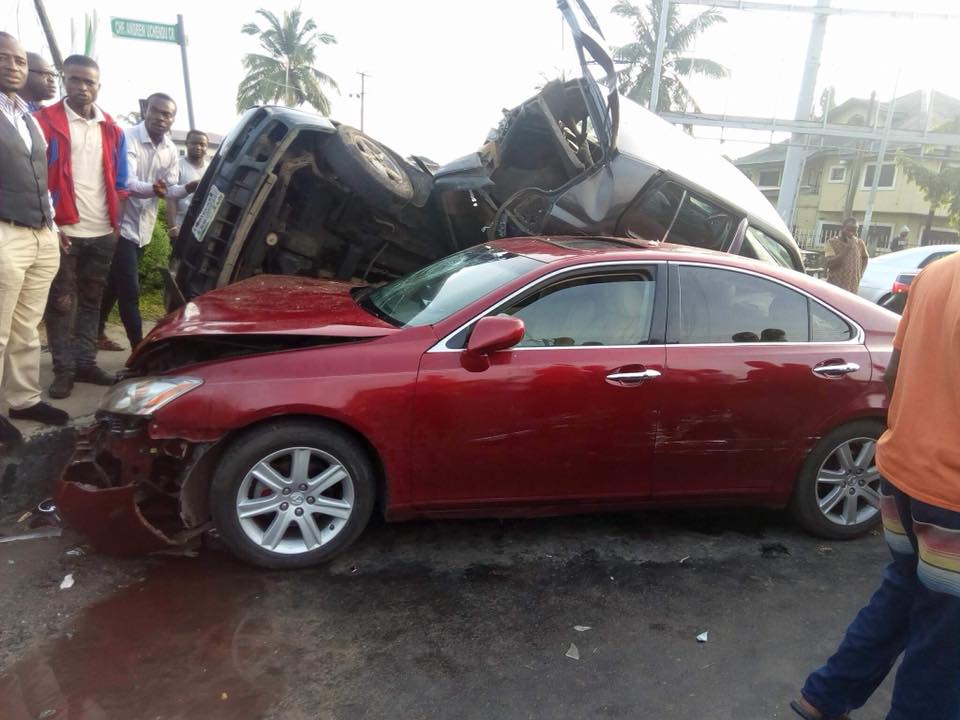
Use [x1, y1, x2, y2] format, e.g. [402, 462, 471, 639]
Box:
[871, 244, 959, 265]
[482, 236, 897, 337]
[615, 98, 793, 243]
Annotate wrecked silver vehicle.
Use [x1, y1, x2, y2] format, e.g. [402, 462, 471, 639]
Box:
[167, 1, 801, 310]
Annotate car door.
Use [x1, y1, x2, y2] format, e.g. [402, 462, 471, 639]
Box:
[410, 264, 666, 506]
[653, 262, 873, 498]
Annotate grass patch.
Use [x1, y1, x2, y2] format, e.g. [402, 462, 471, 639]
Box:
[106, 200, 173, 325]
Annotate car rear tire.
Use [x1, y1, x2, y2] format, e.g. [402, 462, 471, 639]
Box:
[210, 420, 376, 569]
[790, 419, 884, 539]
[325, 125, 414, 213]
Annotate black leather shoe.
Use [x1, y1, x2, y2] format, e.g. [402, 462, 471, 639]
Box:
[49, 372, 75, 399]
[75, 366, 116, 386]
[0, 416, 23, 447]
[10, 401, 69, 426]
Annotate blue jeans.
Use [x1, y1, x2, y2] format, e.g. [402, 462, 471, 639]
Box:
[802, 479, 960, 720]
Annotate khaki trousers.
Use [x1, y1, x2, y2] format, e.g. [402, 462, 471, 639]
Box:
[0, 223, 59, 410]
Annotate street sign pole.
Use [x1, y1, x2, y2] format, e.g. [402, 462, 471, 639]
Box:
[111, 16, 196, 128]
[177, 15, 196, 129]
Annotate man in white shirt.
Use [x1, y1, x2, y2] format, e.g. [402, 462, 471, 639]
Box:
[35, 55, 129, 399]
[0, 32, 68, 448]
[98, 93, 196, 350]
[166, 129, 209, 239]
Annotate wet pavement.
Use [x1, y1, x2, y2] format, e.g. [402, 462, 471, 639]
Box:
[0, 509, 894, 719]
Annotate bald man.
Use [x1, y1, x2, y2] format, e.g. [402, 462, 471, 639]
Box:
[22, 52, 57, 111]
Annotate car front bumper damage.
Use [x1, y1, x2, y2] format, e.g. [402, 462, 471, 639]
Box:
[55, 415, 215, 555]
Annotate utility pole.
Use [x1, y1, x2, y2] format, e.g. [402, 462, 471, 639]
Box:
[176, 15, 196, 129]
[649, 0, 671, 112]
[33, 0, 64, 72]
[776, 0, 830, 229]
[356, 71, 369, 132]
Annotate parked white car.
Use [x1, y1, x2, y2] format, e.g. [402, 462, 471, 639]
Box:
[858, 244, 959, 303]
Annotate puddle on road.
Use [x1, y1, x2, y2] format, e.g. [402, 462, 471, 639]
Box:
[0, 555, 285, 720]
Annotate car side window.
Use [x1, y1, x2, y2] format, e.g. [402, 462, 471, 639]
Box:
[503, 271, 657, 347]
[671, 265, 809, 344]
[669, 193, 736, 252]
[742, 226, 798, 270]
[617, 180, 685, 241]
[810, 301, 854, 342]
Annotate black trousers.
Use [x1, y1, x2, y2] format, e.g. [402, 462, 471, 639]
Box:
[99, 237, 143, 347]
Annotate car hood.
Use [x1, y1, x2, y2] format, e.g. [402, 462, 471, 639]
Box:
[144, 275, 399, 345]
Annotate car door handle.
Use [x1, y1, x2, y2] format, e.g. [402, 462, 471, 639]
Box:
[812, 362, 860, 377]
[606, 369, 662, 384]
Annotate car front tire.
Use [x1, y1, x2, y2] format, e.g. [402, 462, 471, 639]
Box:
[210, 420, 376, 569]
[790, 419, 885, 539]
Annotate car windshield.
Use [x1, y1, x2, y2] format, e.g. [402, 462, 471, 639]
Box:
[360, 246, 543, 327]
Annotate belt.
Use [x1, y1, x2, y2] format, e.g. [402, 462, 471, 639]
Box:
[0, 217, 45, 230]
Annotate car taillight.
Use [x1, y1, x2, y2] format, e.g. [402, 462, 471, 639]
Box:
[891, 274, 915, 294]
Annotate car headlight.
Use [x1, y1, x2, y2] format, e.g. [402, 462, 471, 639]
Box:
[99, 376, 203, 416]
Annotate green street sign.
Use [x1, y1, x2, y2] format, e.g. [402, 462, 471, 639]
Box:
[110, 17, 179, 43]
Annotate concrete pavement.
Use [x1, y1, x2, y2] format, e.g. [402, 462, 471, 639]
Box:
[0, 323, 144, 518]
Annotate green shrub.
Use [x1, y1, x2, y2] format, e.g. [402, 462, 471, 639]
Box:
[139, 200, 171, 293]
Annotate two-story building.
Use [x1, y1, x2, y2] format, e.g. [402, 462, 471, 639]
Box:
[735, 90, 960, 252]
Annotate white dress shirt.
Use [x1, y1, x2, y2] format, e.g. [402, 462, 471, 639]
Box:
[63, 102, 113, 238]
[174, 156, 208, 226]
[121, 123, 188, 247]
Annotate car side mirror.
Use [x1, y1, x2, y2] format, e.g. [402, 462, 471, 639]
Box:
[465, 315, 525, 357]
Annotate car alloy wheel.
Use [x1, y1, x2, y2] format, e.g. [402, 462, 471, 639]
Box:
[235, 446, 355, 555]
[814, 436, 881, 528]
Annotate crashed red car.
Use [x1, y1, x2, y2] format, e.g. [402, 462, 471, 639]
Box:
[57, 238, 896, 569]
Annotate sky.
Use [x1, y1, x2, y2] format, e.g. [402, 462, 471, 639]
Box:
[5, 0, 960, 163]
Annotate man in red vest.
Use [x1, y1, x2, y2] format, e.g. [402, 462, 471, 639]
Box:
[33, 54, 128, 399]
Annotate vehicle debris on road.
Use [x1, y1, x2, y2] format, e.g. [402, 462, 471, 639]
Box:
[696, 631, 709, 643]
[59, 573, 75, 590]
[565, 643, 580, 660]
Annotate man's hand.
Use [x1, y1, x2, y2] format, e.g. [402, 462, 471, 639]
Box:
[184, 180, 200, 194]
[153, 179, 168, 198]
[167, 226, 180, 240]
[58, 232, 71, 254]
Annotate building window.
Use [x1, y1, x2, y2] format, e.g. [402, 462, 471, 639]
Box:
[756, 169, 781, 188]
[862, 163, 896, 189]
[828, 166, 847, 183]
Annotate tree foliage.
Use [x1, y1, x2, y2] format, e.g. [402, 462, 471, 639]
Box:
[611, 0, 729, 113]
[899, 156, 960, 227]
[237, 8, 339, 114]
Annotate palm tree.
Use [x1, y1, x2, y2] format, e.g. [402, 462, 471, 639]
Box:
[237, 8, 339, 114]
[611, 0, 729, 113]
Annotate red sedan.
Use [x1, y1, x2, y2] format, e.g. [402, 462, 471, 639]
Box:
[58, 238, 897, 568]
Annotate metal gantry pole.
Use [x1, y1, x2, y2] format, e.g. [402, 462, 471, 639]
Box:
[177, 15, 196, 129]
[357, 71, 367, 132]
[776, 0, 830, 228]
[649, 0, 671, 112]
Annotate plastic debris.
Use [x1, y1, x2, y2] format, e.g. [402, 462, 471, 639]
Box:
[574, 625, 592, 632]
[679, 555, 691, 564]
[220, 692, 229, 701]
[37, 709, 57, 719]
[59, 573, 75, 590]
[696, 631, 709, 643]
[565, 643, 580, 660]
[65, 547, 86, 557]
[0, 527, 62, 544]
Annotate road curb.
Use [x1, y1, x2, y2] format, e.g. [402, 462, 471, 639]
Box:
[0, 423, 78, 518]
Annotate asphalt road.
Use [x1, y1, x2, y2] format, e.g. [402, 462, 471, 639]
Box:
[0, 508, 893, 719]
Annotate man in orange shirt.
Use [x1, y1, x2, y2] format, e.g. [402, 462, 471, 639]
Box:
[791, 251, 960, 720]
